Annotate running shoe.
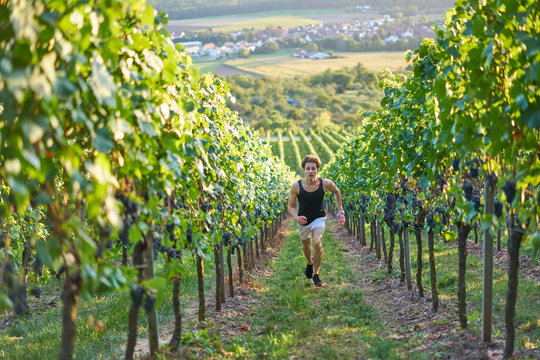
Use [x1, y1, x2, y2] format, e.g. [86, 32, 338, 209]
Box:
[312, 274, 323, 286]
[305, 263, 313, 279]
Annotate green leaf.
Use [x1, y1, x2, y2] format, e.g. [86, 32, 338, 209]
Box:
[129, 225, 142, 244]
[522, 102, 540, 129]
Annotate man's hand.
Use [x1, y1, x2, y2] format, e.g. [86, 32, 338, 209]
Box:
[296, 216, 308, 226]
[337, 213, 345, 226]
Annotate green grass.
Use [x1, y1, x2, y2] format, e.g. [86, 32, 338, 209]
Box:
[219, 223, 428, 359]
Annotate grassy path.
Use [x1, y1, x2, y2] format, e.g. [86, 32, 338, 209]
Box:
[216, 220, 425, 359]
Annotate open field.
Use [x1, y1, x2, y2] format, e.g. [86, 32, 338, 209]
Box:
[194, 61, 263, 78]
[166, 9, 380, 32]
[211, 16, 322, 32]
[220, 51, 409, 78]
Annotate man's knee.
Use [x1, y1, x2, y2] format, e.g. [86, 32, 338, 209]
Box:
[302, 238, 311, 247]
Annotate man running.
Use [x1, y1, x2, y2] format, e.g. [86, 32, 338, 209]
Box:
[287, 154, 346, 286]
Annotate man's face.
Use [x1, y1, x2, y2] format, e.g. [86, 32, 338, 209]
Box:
[303, 162, 319, 179]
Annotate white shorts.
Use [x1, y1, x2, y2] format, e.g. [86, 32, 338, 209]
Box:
[298, 217, 326, 241]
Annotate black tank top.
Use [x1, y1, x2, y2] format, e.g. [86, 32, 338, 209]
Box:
[298, 178, 326, 225]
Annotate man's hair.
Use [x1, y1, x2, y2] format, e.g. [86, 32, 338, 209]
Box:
[301, 155, 321, 169]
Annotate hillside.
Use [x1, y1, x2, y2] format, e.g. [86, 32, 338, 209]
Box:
[226, 63, 382, 130]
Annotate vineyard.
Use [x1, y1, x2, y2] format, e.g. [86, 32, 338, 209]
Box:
[1, 0, 539, 359]
[264, 127, 350, 176]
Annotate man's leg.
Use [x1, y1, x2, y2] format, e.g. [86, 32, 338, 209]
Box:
[312, 227, 324, 275]
[302, 237, 312, 265]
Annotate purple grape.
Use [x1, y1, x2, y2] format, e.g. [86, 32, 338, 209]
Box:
[494, 200, 503, 217]
[452, 157, 460, 172]
[502, 180, 516, 204]
[130, 287, 146, 308]
[472, 195, 482, 212]
[462, 182, 474, 201]
[143, 294, 156, 314]
[31, 286, 42, 299]
[487, 173, 498, 187]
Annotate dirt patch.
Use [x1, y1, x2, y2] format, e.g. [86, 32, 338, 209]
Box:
[466, 240, 539, 284]
[327, 220, 509, 360]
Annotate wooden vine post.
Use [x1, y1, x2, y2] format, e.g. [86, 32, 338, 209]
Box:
[482, 178, 495, 342]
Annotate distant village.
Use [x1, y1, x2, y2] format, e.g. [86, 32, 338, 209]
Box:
[172, 14, 436, 60]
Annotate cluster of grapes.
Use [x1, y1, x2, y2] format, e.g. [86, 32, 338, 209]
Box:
[153, 224, 180, 260]
[452, 156, 460, 172]
[426, 210, 436, 228]
[494, 200, 504, 218]
[502, 180, 516, 204]
[472, 195, 482, 212]
[230, 235, 245, 255]
[383, 192, 395, 225]
[200, 201, 212, 213]
[30, 286, 42, 299]
[117, 195, 140, 247]
[129, 286, 156, 314]
[467, 159, 480, 178]
[462, 180, 484, 211]
[3, 263, 27, 315]
[186, 226, 193, 244]
[487, 173, 498, 187]
[357, 195, 369, 215]
[462, 181, 474, 201]
[395, 186, 410, 208]
[222, 232, 232, 247]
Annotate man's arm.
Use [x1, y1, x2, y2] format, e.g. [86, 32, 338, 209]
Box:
[324, 179, 345, 226]
[288, 182, 307, 225]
